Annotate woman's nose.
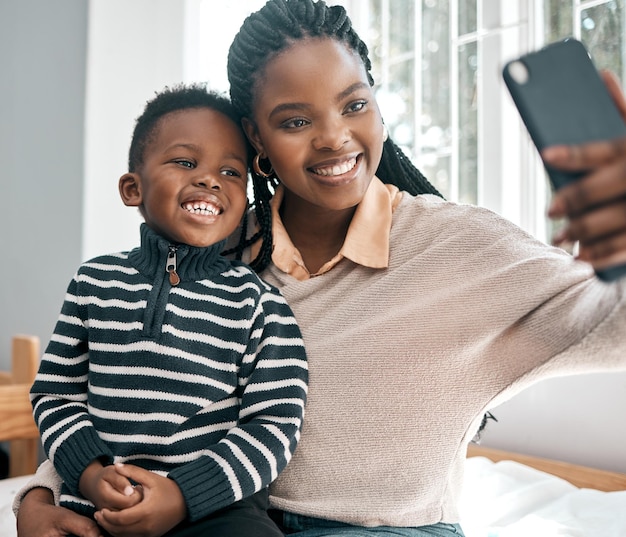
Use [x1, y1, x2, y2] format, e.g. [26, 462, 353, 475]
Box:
[312, 119, 350, 151]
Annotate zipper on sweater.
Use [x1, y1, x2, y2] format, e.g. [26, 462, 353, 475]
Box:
[166, 245, 181, 286]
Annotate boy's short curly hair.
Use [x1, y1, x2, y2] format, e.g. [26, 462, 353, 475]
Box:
[128, 83, 245, 172]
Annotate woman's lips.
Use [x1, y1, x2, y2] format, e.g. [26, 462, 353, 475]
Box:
[310, 156, 358, 177]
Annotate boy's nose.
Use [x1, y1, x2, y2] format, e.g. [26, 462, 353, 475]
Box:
[194, 172, 221, 190]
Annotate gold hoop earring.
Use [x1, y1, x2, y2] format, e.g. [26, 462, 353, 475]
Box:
[253, 154, 274, 178]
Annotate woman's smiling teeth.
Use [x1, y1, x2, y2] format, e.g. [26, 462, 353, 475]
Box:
[312, 157, 357, 177]
[183, 201, 221, 216]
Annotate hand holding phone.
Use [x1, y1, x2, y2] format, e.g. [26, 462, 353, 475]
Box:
[503, 38, 626, 281]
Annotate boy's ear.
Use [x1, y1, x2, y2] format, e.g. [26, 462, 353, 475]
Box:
[242, 118, 264, 154]
[119, 173, 142, 207]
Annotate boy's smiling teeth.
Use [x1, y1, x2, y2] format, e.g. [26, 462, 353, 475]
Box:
[312, 157, 357, 177]
[183, 201, 221, 215]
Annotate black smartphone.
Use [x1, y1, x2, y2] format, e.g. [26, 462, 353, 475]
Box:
[503, 38, 626, 282]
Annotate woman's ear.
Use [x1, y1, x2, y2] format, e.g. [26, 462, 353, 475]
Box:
[242, 118, 264, 154]
[119, 173, 142, 207]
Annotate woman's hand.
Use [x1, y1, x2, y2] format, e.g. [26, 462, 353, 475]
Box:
[94, 464, 186, 537]
[544, 70, 626, 271]
[17, 487, 102, 537]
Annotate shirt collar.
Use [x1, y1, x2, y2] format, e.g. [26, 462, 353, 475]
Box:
[269, 177, 402, 280]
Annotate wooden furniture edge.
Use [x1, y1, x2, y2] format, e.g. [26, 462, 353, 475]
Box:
[0, 335, 41, 478]
[467, 444, 626, 492]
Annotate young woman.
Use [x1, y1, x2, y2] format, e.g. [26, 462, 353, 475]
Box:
[15, 1, 626, 536]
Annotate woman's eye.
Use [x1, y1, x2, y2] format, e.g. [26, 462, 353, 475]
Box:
[282, 117, 309, 129]
[174, 159, 195, 168]
[346, 100, 367, 113]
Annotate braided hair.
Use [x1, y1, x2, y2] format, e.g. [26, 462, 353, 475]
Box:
[227, 0, 443, 272]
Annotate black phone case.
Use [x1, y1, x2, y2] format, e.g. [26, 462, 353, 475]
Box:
[503, 38, 626, 282]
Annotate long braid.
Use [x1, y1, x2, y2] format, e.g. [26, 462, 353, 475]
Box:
[377, 138, 443, 197]
[227, 0, 442, 272]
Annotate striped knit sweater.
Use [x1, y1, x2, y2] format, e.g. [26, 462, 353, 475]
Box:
[30, 223, 308, 521]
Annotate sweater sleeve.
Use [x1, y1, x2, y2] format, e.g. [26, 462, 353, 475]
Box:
[30, 273, 114, 495]
[12, 459, 63, 516]
[167, 285, 308, 521]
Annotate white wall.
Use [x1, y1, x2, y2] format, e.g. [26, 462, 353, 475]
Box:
[2, 0, 625, 474]
[481, 373, 626, 473]
[82, 0, 187, 260]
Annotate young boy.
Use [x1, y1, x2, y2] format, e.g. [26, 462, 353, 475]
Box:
[30, 84, 308, 537]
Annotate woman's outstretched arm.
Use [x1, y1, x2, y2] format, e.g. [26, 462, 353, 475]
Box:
[17, 487, 102, 537]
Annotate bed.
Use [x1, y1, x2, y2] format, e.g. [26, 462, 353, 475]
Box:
[1, 336, 625, 537]
[461, 445, 626, 536]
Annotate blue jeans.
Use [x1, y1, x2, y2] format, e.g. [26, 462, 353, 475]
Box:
[274, 511, 465, 537]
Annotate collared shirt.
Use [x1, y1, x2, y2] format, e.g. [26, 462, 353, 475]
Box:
[266, 177, 402, 281]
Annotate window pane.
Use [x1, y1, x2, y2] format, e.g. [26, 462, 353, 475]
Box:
[418, 154, 451, 198]
[419, 0, 451, 197]
[421, 2, 450, 138]
[365, 0, 383, 85]
[458, 41, 478, 205]
[581, 0, 624, 75]
[388, 60, 415, 149]
[368, 0, 418, 161]
[544, 0, 573, 42]
[389, 0, 414, 55]
[458, 0, 477, 35]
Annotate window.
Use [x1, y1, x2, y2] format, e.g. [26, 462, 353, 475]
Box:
[344, 0, 625, 241]
[347, 0, 537, 234]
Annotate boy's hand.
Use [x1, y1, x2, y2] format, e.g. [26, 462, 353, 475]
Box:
[17, 487, 102, 537]
[94, 464, 187, 537]
[79, 460, 142, 511]
[544, 71, 626, 271]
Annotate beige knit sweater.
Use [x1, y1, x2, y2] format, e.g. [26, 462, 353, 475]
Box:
[262, 193, 626, 527]
[15, 193, 626, 528]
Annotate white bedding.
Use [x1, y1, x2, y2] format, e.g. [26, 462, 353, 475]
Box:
[459, 457, 626, 536]
[1, 457, 625, 536]
[0, 474, 30, 537]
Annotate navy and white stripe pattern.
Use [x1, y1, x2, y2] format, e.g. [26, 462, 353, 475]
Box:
[31, 224, 308, 520]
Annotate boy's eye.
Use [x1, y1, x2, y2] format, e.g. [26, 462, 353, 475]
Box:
[174, 159, 195, 168]
[221, 168, 243, 178]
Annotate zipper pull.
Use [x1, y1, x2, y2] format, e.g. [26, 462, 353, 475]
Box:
[166, 246, 180, 286]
